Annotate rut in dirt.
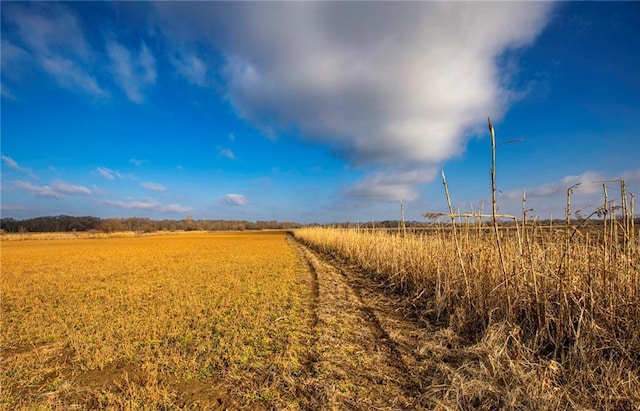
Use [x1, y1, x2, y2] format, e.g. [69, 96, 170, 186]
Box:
[288, 235, 425, 410]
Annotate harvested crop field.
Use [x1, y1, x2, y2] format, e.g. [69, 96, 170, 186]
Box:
[2, 230, 639, 410]
[2, 232, 309, 409]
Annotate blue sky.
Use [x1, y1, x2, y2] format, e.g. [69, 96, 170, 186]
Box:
[1, 1, 638, 223]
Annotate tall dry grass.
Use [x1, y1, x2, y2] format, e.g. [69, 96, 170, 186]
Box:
[293, 221, 639, 408]
[295, 122, 639, 410]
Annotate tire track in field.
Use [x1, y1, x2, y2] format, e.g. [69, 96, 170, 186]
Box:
[288, 235, 421, 410]
[289, 235, 523, 411]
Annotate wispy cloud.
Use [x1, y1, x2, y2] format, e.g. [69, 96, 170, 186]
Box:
[41, 56, 109, 97]
[2, 3, 107, 98]
[14, 179, 91, 199]
[217, 147, 235, 160]
[1, 39, 29, 83]
[1, 155, 20, 170]
[1, 154, 38, 179]
[103, 199, 192, 213]
[52, 179, 91, 195]
[1, 85, 17, 100]
[173, 52, 209, 87]
[107, 40, 157, 103]
[140, 182, 166, 192]
[15, 181, 64, 199]
[129, 158, 147, 166]
[219, 193, 248, 206]
[96, 167, 124, 180]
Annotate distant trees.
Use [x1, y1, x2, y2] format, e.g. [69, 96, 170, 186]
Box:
[0, 216, 101, 233]
[0, 215, 304, 233]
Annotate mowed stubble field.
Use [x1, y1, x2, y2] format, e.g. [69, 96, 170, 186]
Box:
[1, 232, 316, 409]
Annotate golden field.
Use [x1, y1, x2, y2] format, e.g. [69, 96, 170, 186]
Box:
[1, 232, 311, 409]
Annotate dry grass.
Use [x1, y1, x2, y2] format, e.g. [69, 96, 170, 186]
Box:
[293, 222, 640, 409]
[1, 231, 310, 409]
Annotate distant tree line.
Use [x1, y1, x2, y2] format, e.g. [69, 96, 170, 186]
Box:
[0, 215, 102, 233]
[0, 215, 304, 233]
[3, 215, 633, 234]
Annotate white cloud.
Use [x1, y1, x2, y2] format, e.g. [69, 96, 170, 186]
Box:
[96, 167, 124, 180]
[173, 52, 209, 87]
[345, 167, 438, 202]
[217, 147, 235, 160]
[91, 185, 107, 195]
[1, 85, 17, 100]
[140, 182, 166, 192]
[96, 167, 131, 180]
[107, 40, 157, 103]
[129, 158, 147, 166]
[498, 169, 640, 219]
[503, 171, 612, 201]
[1, 154, 38, 179]
[154, 2, 554, 201]
[41, 56, 109, 97]
[220, 193, 248, 206]
[103, 199, 192, 213]
[15, 181, 65, 199]
[2, 3, 106, 97]
[1, 39, 29, 71]
[14, 179, 91, 199]
[1, 155, 20, 170]
[52, 179, 91, 195]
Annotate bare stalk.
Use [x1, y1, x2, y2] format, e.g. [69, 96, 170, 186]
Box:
[522, 189, 527, 229]
[603, 184, 609, 274]
[488, 117, 510, 314]
[632, 193, 637, 299]
[441, 168, 469, 301]
[400, 200, 407, 238]
[564, 183, 579, 278]
[620, 180, 630, 280]
[631, 193, 636, 244]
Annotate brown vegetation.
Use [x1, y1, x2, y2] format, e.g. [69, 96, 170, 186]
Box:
[293, 214, 640, 409]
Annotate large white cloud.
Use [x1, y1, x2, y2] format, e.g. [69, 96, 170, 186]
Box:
[154, 2, 554, 201]
[155, 3, 552, 161]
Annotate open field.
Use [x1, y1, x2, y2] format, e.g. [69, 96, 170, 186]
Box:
[2, 228, 639, 410]
[1, 232, 311, 409]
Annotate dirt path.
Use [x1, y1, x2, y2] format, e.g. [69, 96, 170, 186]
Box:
[287, 235, 521, 410]
[288, 236, 428, 410]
